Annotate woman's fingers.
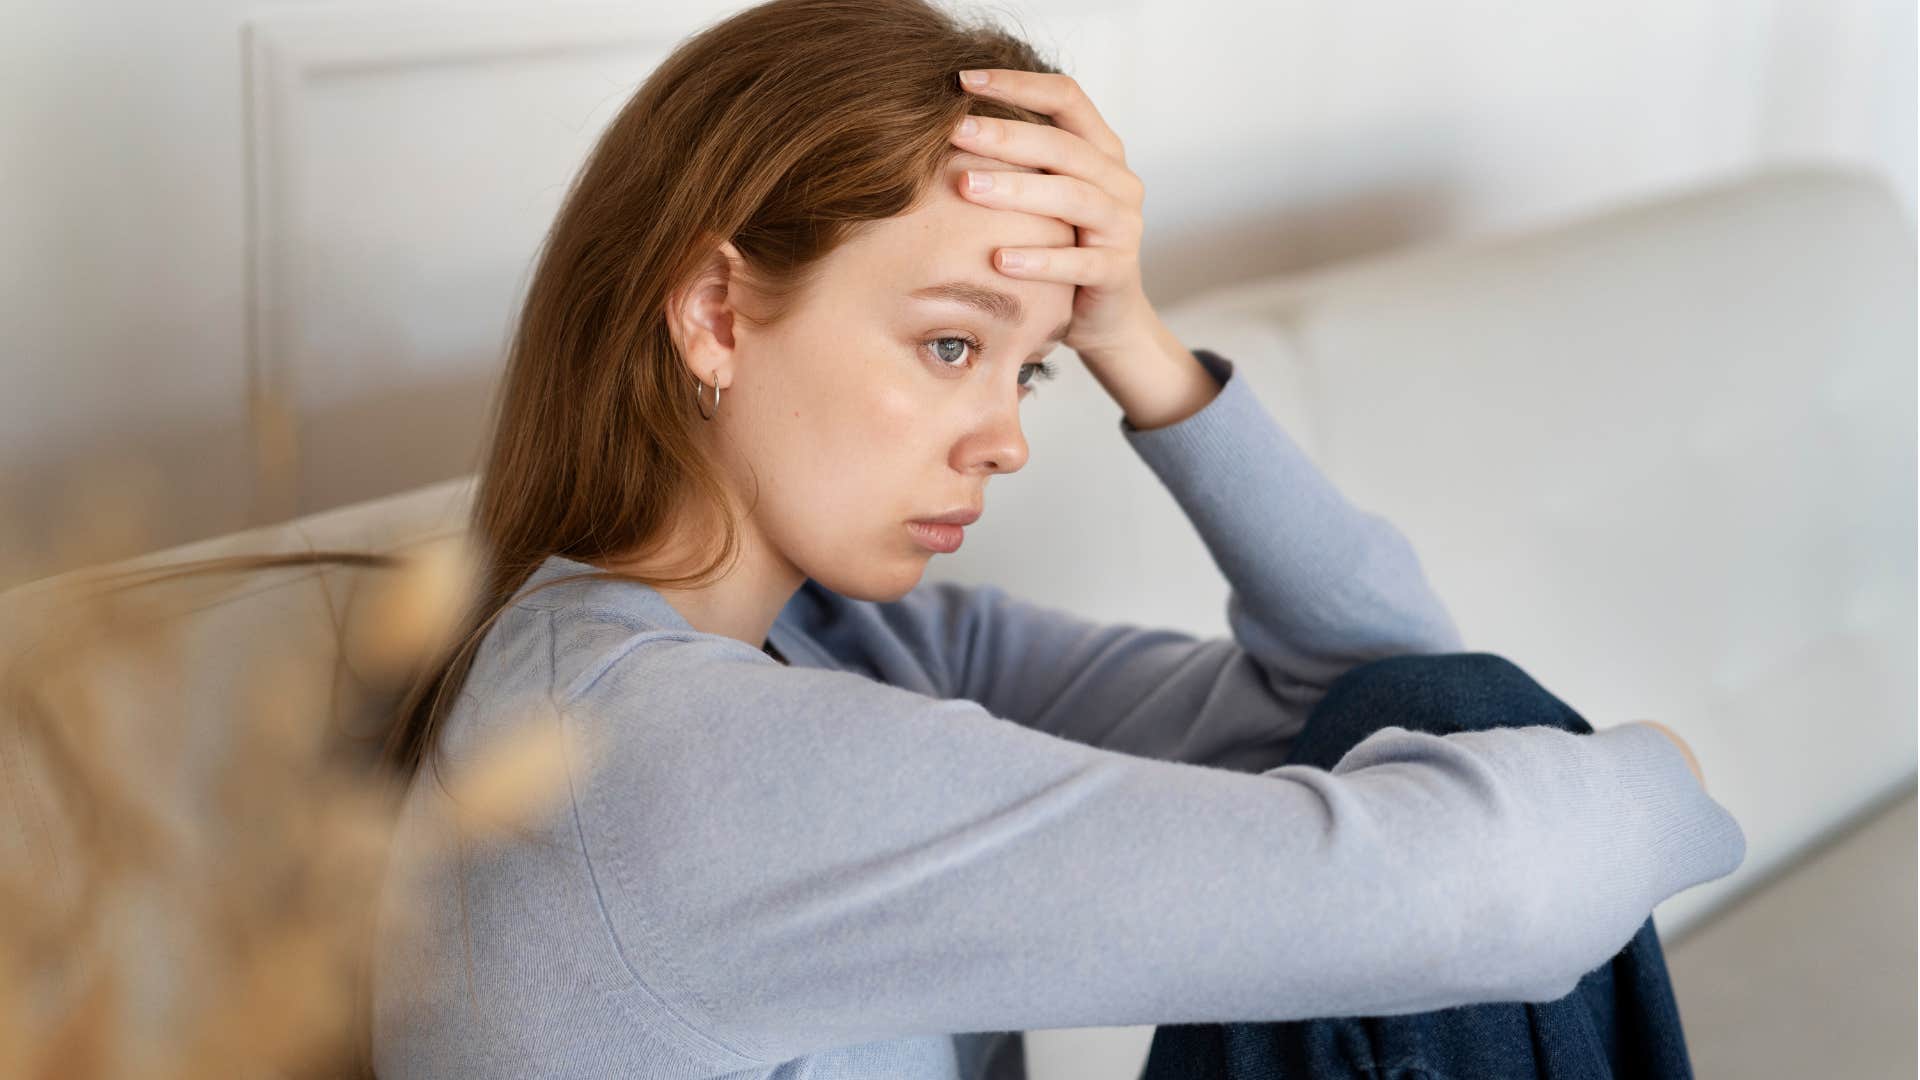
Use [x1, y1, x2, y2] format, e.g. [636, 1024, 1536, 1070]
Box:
[957, 68, 1126, 162]
[953, 168, 1139, 243]
[951, 68, 1161, 357]
[949, 112, 1139, 203]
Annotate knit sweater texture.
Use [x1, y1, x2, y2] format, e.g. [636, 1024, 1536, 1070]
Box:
[370, 347, 1747, 1080]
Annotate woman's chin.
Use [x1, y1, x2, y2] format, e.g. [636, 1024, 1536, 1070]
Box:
[803, 551, 927, 603]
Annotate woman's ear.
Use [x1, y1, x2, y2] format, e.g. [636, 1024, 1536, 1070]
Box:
[665, 237, 746, 391]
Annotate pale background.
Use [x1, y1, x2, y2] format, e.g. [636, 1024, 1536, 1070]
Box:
[2, 0, 1912, 587]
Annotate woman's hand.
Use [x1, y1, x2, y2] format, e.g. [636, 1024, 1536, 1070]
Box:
[950, 68, 1157, 366]
[1632, 720, 1708, 792]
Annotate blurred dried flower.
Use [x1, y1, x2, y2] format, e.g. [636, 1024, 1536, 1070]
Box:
[440, 711, 591, 844]
[343, 534, 483, 685]
[0, 423, 576, 1079]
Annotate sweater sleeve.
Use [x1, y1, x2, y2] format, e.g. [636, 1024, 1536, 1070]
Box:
[875, 346, 1464, 775]
[556, 624, 1746, 1068]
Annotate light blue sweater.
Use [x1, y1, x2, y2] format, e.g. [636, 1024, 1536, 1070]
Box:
[371, 348, 1746, 1080]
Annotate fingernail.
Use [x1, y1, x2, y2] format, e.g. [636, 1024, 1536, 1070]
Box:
[967, 171, 992, 193]
[959, 70, 988, 87]
[956, 116, 978, 137]
[999, 250, 1025, 269]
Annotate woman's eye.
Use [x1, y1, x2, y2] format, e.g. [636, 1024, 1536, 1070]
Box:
[925, 334, 981, 368]
[1020, 359, 1060, 395]
[923, 334, 1058, 397]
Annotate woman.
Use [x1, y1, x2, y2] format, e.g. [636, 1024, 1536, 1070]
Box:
[369, 0, 1746, 1076]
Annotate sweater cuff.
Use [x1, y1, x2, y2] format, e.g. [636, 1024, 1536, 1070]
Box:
[1115, 347, 1321, 496]
[1117, 346, 1241, 441]
[1567, 722, 1748, 920]
[1607, 721, 1747, 894]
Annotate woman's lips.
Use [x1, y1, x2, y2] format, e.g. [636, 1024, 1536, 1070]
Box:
[906, 520, 965, 553]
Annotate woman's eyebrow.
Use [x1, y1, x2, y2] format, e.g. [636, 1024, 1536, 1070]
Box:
[908, 281, 1071, 344]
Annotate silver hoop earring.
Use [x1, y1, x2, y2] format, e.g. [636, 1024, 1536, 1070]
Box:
[694, 372, 721, 421]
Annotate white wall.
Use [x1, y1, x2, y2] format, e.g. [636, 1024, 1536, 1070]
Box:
[3, 0, 1912, 590]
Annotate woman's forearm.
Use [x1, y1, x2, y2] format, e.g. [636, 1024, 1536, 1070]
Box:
[1083, 315, 1221, 432]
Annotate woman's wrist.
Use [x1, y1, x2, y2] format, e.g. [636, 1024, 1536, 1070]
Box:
[1083, 316, 1220, 431]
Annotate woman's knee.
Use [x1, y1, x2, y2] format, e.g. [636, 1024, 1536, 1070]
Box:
[1314, 651, 1594, 740]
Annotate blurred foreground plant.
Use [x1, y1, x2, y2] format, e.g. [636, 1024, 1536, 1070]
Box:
[0, 492, 578, 1079]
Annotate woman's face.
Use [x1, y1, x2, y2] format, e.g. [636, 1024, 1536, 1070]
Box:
[674, 150, 1077, 604]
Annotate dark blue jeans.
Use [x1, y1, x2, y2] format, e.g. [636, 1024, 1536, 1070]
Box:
[1137, 653, 1695, 1080]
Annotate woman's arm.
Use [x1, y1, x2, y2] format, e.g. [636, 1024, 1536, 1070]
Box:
[854, 344, 1464, 773]
[557, 624, 1744, 1067]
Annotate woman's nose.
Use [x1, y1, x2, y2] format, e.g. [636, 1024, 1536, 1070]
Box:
[972, 394, 1031, 475]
